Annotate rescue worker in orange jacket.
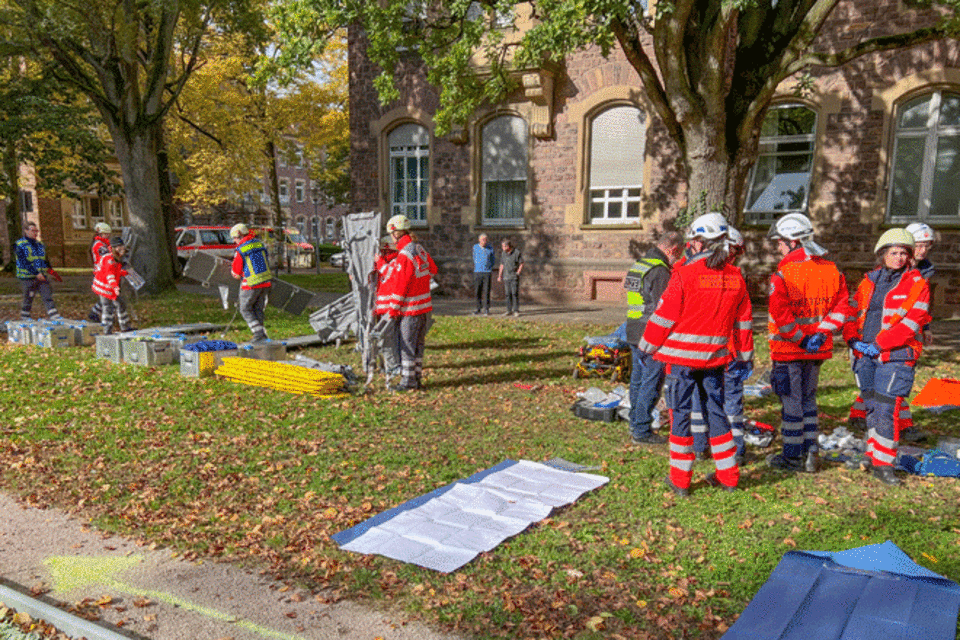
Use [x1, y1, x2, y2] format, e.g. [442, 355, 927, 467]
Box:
[639, 212, 754, 496]
[843, 229, 930, 486]
[377, 215, 438, 391]
[765, 213, 851, 474]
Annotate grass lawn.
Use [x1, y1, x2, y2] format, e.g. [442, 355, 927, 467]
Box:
[1, 288, 959, 640]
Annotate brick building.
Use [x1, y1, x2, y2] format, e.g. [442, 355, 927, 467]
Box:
[348, 1, 960, 315]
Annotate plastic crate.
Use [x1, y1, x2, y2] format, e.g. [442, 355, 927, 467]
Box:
[237, 341, 287, 362]
[180, 348, 238, 377]
[124, 339, 176, 366]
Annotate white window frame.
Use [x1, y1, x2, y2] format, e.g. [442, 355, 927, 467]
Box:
[295, 180, 305, 203]
[107, 199, 125, 228]
[588, 105, 645, 224]
[70, 200, 87, 229]
[743, 104, 818, 226]
[887, 89, 960, 223]
[279, 179, 290, 204]
[481, 115, 528, 227]
[388, 123, 430, 225]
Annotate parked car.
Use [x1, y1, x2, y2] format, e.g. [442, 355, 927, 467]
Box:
[329, 252, 347, 269]
[174, 226, 236, 267]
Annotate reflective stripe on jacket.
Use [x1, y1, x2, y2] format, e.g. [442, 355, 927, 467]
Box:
[234, 235, 273, 289]
[15, 237, 48, 279]
[767, 248, 851, 361]
[842, 267, 930, 365]
[639, 258, 754, 369]
[91, 254, 127, 300]
[375, 235, 437, 316]
[624, 258, 668, 319]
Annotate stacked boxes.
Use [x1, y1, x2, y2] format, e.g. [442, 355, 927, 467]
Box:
[5, 321, 34, 346]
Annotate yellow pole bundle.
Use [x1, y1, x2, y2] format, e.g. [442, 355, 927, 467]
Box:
[215, 357, 349, 398]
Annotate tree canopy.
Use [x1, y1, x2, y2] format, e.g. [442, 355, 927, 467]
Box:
[273, 0, 960, 222]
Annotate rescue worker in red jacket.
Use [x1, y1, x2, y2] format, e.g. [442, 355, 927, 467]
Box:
[765, 213, 851, 474]
[843, 228, 930, 486]
[848, 222, 935, 440]
[373, 238, 401, 382]
[639, 212, 754, 496]
[691, 226, 749, 464]
[230, 223, 273, 343]
[91, 237, 134, 334]
[376, 215, 438, 391]
[88, 222, 112, 322]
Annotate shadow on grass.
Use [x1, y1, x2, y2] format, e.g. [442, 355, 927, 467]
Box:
[431, 336, 548, 350]
[427, 366, 575, 389]
[429, 349, 570, 369]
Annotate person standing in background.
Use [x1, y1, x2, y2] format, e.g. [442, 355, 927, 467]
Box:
[498, 239, 524, 316]
[472, 234, 495, 315]
[15, 222, 62, 321]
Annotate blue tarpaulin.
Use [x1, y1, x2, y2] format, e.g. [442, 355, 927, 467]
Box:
[722, 541, 960, 640]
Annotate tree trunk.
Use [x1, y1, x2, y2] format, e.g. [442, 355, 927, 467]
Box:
[108, 121, 175, 294]
[3, 139, 21, 265]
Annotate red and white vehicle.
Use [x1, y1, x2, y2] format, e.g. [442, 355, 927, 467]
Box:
[174, 226, 236, 267]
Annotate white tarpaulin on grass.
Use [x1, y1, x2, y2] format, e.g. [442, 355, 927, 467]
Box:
[331, 459, 608, 573]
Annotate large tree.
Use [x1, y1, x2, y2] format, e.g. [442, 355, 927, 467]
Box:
[0, 58, 118, 265]
[0, 0, 265, 292]
[167, 30, 349, 218]
[273, 0, 960, 223]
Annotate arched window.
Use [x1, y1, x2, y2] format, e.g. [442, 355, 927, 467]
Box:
[481, 115, 527, 226]
[888, 90, 960, 222]
[311, 216, 320, 243]
[325, 216, 337, 241]
[589, 105, 645, 223]
[744, 104, 817, 224]
[388, 123, 430, 224]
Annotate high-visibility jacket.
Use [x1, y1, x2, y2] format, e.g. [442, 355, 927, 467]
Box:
[90, 234, 110, 271]
[624, 247, 671, 345]
[768, 248, 851, 361]
[375, 235, 437, 317]
[91, 253, 128, 300]
[639, 258, 754, 369]
[843, 267, 930, 365]
[231, 233, 273, 290]
[15, 237, 49, 279]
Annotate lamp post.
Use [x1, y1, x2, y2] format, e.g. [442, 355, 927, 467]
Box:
[310, 185, 321, 273]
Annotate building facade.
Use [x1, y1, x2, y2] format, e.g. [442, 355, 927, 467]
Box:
[348, 0, 960, 315]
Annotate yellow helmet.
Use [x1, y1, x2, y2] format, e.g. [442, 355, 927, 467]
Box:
[874, 228, 915, 254]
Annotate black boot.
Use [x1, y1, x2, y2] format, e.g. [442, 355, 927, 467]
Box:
[872, 465, 901, 486]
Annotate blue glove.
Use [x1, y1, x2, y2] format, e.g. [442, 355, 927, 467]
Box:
[729, 360, 753, 384]
[800, 333, 826, 353]
[851, 340, 880, 358]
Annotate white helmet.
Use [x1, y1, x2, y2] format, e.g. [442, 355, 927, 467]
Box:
[94, 222, 112, 235]
[687, 212, 728, 240]
[905, 222, 935, 244]
[386, 214, 411, 233]
[727, 226, 745, 248]
[230, 223, 249, 239]
[767, 213, 814, 242]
